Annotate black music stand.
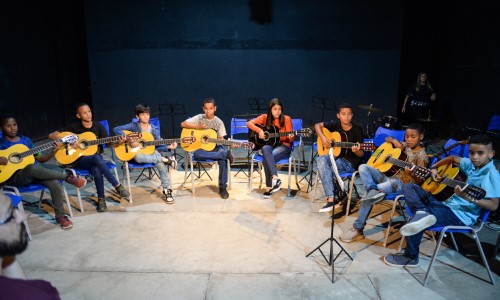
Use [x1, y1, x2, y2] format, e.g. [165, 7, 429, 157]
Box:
[313, 97, 336, 121]
[158, 103, 186, 161]
[248, 97, 267, 113]
[306, 210, 353, 283]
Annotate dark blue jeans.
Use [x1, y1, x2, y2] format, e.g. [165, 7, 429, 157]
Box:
[402, 183, 465, 259]
[193, 146, 228, 189]
[73, 154, 119, 199]
[260, 144, 291, 188]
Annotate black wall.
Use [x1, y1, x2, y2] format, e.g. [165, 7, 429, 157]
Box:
[85, 0, 403, 138]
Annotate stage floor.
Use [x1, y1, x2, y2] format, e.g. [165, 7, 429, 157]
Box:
[15, 147, 500, 299]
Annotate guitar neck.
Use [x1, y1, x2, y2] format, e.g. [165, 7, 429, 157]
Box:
[332, 141, 364, 148]
[441, 177, 466, 189]
[386, 157, 417, 171]
[207, 138, 242, 147]
[144, 138, 182, 147]
[19, 138, 67, 159]
[268, 130, 298, 138]
[86, 135, 122, 146]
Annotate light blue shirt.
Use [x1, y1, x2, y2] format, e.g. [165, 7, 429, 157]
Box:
[444, 158, 500, 225]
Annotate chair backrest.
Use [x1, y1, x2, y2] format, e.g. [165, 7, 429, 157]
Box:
[291, 118, 303, 148]
[443, 138, 469, 158]
[230, 118, 249, 139]
[487, 114, 500, 131]
[373, 127, 405, 146]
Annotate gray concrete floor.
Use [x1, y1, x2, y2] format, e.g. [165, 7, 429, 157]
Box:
[14, 148, 500, 299]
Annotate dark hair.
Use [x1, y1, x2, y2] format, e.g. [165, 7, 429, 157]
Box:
[406, 122, 425, 135]
[75, 102, 90, 113]
[203, 98, 216, 106]
[0, 114, 15, 128]
[337, 103, 353, 114]
[469, 134, 492, 147]
[135, 104, 151, 115]
[265, 98, 284, 128]
[416, 72, 433, 92]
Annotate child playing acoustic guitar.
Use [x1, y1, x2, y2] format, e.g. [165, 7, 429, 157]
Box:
[339, 123, 429, 242]
[384, 134, 499, 267]
[0, 115, 87, 229]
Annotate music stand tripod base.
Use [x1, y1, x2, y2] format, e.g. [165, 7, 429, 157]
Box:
[306, 211, 353, 283]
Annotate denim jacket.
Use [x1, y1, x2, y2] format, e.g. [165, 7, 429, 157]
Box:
[113, 121, 167, 152]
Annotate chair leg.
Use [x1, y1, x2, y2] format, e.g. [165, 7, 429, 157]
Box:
[345, 171, 358, 216]
[62, 186, 74, 218]
[227, 159, 232, 190]
[423, 230, 448, 286]
[124, 162, 133, 204]
[76, 186, 84, 213]
[383, 195, 404, 247]
[472, 232, 496, 285]
[287, 158, 292, 196]
[37, 189, 45, 212]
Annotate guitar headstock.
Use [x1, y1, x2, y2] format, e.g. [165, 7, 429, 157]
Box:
[465, 185, 486, 201]
[240, 142, 255, 149]
[298, 128, 313, 137]
[360, 142, 376, 151]
[181, 136, 196, 144]
[61, 134, 78, 144]
[412, 166, 431, 180]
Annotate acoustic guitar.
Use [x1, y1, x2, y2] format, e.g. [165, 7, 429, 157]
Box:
[248, 124, 312, 151]
[115, 130, 195, 161]
[180, 128, 254, 152]
[420, 164, 486, 201]
[0, 134, 78, 183]
[317, 128, 376, 156]
[55, 131, 140, 165]
[367, 142, 486, 200]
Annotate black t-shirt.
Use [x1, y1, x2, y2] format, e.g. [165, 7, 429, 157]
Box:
[0, 277, 61, 300]
[323, 120, 365, 168]
[407, 85, 433, 106]
[65, 121, 108, 153]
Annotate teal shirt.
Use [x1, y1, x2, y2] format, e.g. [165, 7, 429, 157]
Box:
[444, 158, 500, 225]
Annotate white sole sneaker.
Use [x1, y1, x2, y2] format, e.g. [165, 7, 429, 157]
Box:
[400, 214, 437, 236]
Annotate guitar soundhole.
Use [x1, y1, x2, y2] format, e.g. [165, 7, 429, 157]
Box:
[9, 153, 21, 164]
[139, 141, 145, 148]
[263, 132, 269, 141]
[201, 135, 209, 144]
[79, 141, 88, 149]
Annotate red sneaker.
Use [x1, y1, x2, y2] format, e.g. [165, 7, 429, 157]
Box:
[66, 175, 87, 188]
[56, 215, 73, 230]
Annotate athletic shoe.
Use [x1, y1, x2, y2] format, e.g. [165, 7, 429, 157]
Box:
[400, 212, 437, 236]
[163, 188, 174, 204]
[65, 175, 87, 188]
[384, 253, 419, 267]
[56, 215, 73, 230]
[339, 227, 363, 243]
[319, 201, 334, 213]
[270, 178, 282, 193]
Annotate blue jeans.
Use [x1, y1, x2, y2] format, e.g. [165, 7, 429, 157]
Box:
[193, 146, 228, 189]
[74, 154, 120, 199]
[6, 164, 67, 218]
[316, 155, 355, 198]
[402, 183, 464, 259]
[354, 164, 404, 230]
[134, 150, 171, 189]
[260, 144, 291, 187]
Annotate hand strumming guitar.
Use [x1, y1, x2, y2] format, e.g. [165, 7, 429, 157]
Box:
[0, 157, 7, 166]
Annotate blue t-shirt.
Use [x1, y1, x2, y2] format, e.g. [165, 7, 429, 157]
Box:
[444, 158, 500, 225]
[0, 135, 39, 155]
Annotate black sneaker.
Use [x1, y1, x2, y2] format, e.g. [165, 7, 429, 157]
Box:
[163, 188, 174, 204]
[319, 201, 334, 213]
[270, 178, 282, 194]
[220, 187, 229, 199]
[96, 198, 107, 212]
[226, 150, 234, 165]
[166, 156, 178, 170]
[263, 190, 272, 199]
[115, 184, 130, 198]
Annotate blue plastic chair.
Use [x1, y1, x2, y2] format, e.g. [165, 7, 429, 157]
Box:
[402, 207, 495, 286]
[373, 127, 406, 146]
[230, 117, 253, 178]
[182, 152, 232, 195]
[487, 114, 500, 131]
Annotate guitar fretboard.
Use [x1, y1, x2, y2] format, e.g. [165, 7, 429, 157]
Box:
[206, 138, 247, 148]
[86, 135, 123, 146]
[144, 138, 182, 147]
[20, 138, 67, 158]
[267, 130, 303, 138]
